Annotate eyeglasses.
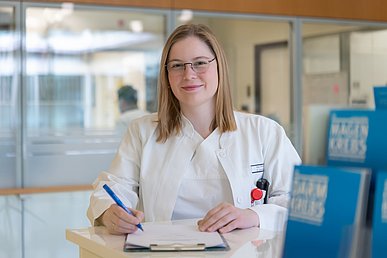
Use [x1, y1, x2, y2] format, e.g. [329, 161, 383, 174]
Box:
[166, 57, 216, 75]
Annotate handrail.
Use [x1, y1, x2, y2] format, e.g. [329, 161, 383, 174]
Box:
[0, 185, 93, 196]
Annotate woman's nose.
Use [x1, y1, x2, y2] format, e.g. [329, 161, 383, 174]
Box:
[183, 63, 197, 78]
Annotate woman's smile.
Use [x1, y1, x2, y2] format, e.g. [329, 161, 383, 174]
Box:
[181, 84, 203, 91]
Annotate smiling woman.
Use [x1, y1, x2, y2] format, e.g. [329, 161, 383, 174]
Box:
[3, 2, 387, 258]
[87, 24, 301, 236]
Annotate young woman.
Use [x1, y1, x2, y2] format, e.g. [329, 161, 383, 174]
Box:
[87, 24, 301, 235]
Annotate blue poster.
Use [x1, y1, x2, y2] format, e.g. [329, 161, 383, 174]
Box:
[374, 86, 387, 110]
[371, 171, 387, 258]
[283, 165, 370, 258]
[326, 109, 387, 171]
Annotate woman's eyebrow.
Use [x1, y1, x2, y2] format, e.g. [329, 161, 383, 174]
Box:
[168, 56, 212, 62]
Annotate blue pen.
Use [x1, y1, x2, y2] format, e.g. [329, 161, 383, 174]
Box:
[103, 184, 144, 231]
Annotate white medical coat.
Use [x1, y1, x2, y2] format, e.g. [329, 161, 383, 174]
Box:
[87, 111, 301, 231]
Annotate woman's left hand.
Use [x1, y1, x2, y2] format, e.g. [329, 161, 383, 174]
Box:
[197, 202, 260, 233]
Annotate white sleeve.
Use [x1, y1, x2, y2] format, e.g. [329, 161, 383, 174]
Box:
[249, 204, 288, 231]
[86, 172, 140, 226]
[86, 122, 143, 226]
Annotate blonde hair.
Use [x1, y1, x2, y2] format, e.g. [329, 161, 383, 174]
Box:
[156, 24, 236, 142]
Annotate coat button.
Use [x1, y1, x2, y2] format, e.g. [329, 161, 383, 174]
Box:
[237, 197, 242, 203]
[219, 150, 226, 158]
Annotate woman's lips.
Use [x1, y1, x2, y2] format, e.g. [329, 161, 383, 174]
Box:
[182, 84, 203, 91]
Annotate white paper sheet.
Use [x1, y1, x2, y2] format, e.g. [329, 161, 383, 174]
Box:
[125, 223, 226, 249]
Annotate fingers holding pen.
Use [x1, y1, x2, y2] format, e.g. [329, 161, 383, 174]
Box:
[115, 205, 145, 233]
[102, 204, 144, 235]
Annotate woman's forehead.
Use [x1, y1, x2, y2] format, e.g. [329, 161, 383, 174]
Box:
[169, 36, 212, 59]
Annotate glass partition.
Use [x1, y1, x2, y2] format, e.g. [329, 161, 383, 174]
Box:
[24, 5, 166, 187]
[349, 29, 387, 107]
[0, 5, 18, 188]
[0, 4, 22, 258]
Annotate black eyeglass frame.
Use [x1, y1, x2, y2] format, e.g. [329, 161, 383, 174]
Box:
[165, 57, 216, 74]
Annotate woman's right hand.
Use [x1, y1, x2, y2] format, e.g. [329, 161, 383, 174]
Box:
[98, 204, 144, 235]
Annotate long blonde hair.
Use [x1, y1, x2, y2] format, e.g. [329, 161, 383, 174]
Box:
[156, 24, 236, 142]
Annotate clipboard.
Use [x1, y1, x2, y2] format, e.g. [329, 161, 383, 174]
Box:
[123, 223, 230, 252]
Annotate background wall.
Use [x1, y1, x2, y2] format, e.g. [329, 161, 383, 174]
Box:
[28, 0, 387, 22]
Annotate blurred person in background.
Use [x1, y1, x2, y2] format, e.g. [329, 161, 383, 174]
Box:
[116, 85, 149, 136]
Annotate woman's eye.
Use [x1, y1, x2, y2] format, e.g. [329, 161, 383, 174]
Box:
[171, 63, 184, 69]
[194, 61, 207, 67]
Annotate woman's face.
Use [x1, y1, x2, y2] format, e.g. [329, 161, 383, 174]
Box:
[167, 36, 218, 112]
